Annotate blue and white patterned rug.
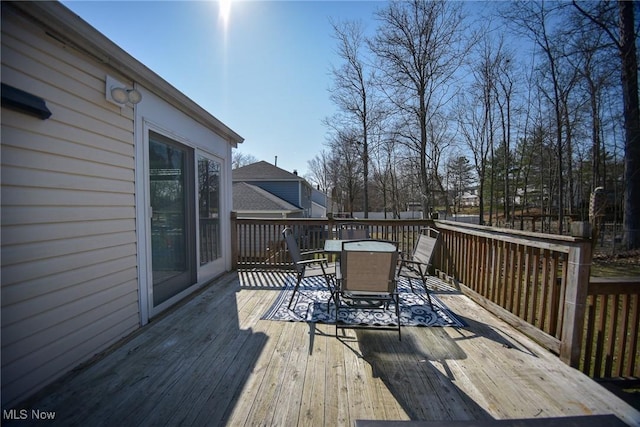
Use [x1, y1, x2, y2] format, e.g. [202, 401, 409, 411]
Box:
[261, 275, 466, 327]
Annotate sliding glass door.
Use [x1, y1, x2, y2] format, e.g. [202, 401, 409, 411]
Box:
[149, 132, 196, 306]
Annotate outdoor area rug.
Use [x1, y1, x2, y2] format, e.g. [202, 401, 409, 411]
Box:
[261, 275, 466, 327]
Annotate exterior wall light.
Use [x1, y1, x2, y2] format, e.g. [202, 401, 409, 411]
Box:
[106, 75, 142, 105]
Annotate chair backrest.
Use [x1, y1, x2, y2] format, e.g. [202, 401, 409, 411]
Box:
[412, 228, 440, 266]
[282, 228, 304, 273]
[338, 223, 370, 240]
[340, 240, 398, 294]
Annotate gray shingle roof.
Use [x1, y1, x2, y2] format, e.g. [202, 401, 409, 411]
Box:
[232, 182, 301, 212]
[232, 161, 302, 181]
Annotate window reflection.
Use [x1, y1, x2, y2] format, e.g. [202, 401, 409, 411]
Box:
[198, 156, 221, 265]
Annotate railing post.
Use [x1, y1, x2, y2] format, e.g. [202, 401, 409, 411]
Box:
[327, 213, 336, 239]
[559, 239, 591, 367]
[230, 211, 238, 270]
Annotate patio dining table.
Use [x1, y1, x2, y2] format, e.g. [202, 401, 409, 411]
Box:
[324, 239, 400, 254]
[323, 239, 401, 274]
[324, 239, 348, 254]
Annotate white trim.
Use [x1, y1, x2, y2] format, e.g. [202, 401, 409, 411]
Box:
[135, 104, 149, 325]
[137, 112, 231, 320]
[195, 152, 226, 280]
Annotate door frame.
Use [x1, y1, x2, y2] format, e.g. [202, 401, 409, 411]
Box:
[148, 131, 197, 307]
[196, 152, 227, 281]
[136, 119, 229, 323]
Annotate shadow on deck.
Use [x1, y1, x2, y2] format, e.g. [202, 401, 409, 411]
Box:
[7, 271, 640, 426]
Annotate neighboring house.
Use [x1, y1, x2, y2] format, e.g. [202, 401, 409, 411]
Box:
[233, 182, 303, 218]
[459, 187, 480, 208]
[1, 1, 243, 407]
[232, 161, 313, 218]
[311, 187, 330, 218]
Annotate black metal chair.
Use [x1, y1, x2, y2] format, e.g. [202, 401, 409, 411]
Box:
[282, 227, 336, 309]
[337, 222, 371, 240]
[397, 227, 439, 309]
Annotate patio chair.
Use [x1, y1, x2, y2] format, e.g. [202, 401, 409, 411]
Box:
[282, 227, 336, 309]
[397, 227, 440, 310]
[335, 239, 401, 340]
[337, 222, 370, 240]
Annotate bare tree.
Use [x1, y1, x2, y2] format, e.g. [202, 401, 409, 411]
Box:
[503, 1, 575, 233]
[232, 151, 258, 169]
[567, 16, 614, 193]
[327, 128, 363, 216]
[458, 28, 501, 225]
[328, 19, 382, 218]
[573, 1, 640, 249]
[493, 47, 517, 224]
[370, 0, 469, 215]
[306, 150, 335, 212]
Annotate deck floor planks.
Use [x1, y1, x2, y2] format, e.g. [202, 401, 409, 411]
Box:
[438, 292, 609, 420]
[10, 271, 640, 427]
[340, 334, 377, 422]
[297, 323, 331, 426]
[456, 334, 535, 418]
[158, 282, 266, 425]
[34, 273, 243, 426]
[325, 328, 351, 426]
[357, 330, 431, 420]
[167, 311, 266, 426]
[270, 321, 312, 427]
[225, 297, 291, 426]
[117, 276, 264, 426]
[230, 314, 291, 426]
[418, 329, 489, 421]
[437, 293, 556, 419]
[22, 277, 235, 426]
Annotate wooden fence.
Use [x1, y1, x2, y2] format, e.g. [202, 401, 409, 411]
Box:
[230, 213, 639, 378]
[230, 213, 433, 270]
[433, 220, 592, 367]
[584, 277, 639, 378]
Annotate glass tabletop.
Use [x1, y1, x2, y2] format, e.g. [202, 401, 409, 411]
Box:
[324, 239, 397, 253]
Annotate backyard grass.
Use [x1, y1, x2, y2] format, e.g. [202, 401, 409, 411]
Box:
[591, 250, 640, 277]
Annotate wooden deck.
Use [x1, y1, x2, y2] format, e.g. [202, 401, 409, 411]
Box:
[11, 271, 640, 426]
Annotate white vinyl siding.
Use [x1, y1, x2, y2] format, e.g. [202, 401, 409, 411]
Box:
[1, 8, 139, 407]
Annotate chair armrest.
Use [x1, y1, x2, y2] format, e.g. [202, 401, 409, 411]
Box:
[399, 258, 429, 267]
[398, 258, 430, 274]
[296, 258, 330, 267]
[300, 249, 326, 257]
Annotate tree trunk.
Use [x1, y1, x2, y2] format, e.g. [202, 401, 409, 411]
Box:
[619, 1, 640, 249]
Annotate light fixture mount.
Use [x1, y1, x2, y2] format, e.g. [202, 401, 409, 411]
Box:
[105, 75, 142, 106]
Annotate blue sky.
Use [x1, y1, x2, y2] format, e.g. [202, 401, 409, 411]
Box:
[61, 0, 387, 177]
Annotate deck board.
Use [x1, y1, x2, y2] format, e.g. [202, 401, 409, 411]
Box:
[8, 271, 640, 427]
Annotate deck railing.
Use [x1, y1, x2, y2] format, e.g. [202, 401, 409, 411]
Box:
[433, 220, 591, 368]
[584, 277, 640, 378]
[433, 220, 639, 378]
[230, 213, 434, 270]
[230, 213, 639, 378]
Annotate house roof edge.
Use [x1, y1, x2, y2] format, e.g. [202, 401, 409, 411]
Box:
[7, 1, 244, 147]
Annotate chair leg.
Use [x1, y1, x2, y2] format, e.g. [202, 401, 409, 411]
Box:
[422, 280, 434, 310]
[425, 290, 434, 310]
[418, 273, 435, 311]
[287, 275, 303, 309]
[326, 275, 335, 313]
[407, 276, 416, 294]
[395, 294, 401, 341]
[334, 297, 339, 337]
